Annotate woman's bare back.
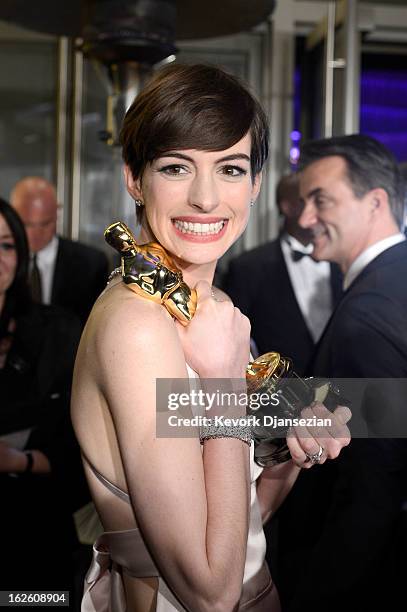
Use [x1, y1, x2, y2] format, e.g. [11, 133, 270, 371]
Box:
[71, 279, 176, 531]
[71, 281, 172, 609]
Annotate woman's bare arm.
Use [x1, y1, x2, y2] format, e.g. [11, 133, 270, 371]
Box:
[256, 461, 301, 523]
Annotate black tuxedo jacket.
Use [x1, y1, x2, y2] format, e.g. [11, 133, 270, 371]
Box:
[222, 238, 342, 374]
[51, 237, 109, 325]
[276, 241, 407, 612]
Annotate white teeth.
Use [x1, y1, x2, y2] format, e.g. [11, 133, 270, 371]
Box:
[173, 220, 225, 235]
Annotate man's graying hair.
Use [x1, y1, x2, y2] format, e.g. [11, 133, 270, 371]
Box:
[299, 134, 404, 228]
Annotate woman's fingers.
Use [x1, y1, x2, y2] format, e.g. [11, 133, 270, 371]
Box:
[286, 430, 322, 468]
[333, 404, 352, 425]
[311, 403, 351, 452]
[194, 280, 213, 305]
[286, 402, 351, 468]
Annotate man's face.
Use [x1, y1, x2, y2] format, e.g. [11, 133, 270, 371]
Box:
[298, 156, 373, 271]
[279, 196, 314, 244]
[13, 193, 57, 253]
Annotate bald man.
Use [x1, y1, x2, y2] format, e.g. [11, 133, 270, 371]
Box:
[11, 177, 109, 325]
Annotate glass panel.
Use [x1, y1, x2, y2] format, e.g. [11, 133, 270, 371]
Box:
[332, 25, 346, 136]
[0, 39, 57, 201]
[361, 52, 407, 162]
[78, 59, 135, 261]
[177, 47, 249, 81]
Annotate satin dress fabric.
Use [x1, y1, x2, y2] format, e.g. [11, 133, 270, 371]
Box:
[82, 367, 281, 612]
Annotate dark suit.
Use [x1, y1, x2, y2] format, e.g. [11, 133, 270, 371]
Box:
[222, 238, 342, 374]
[276, 240, 407, 612]
[51, 237, 109, 325]
[1, 303, 87, 590]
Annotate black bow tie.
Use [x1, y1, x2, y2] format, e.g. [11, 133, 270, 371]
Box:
[291, 249, 310, 262]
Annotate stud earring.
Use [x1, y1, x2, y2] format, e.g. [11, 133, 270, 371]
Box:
[250, 199, 255, 207]
[135, 199, 143, 207]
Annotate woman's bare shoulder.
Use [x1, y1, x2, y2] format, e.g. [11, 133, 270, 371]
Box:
[81, 282, 188, 419]
[95, 282, 173, 329]
[88, 281, 184, 363]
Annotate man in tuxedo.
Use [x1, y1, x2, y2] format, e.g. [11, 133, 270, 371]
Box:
[11, 177, 109, 325]
[276, 135, 407, 611]
[222, 173, 341, 374]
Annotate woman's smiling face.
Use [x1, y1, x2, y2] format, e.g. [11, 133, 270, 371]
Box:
[125, 132, 261, 268]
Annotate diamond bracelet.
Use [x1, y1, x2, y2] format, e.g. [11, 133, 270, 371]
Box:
[200, 422, 252, 446]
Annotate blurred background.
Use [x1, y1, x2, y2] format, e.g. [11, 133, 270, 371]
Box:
[1, 0, 406, 270]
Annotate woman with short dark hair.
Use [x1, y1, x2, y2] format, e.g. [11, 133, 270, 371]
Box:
[72, 64, 350, 612]
[120, 63, 268, 227]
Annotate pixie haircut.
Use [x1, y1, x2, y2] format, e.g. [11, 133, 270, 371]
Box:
[120, 63, 269, 221]
[299, 134, 405, 228]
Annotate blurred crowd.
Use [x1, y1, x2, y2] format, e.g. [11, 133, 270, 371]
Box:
[0, 179, 108, 606]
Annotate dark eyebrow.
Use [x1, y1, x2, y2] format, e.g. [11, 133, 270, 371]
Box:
[215, 153, 250, 163]
[157, 152, 251, 164]
[0, 233, 13, 240]
[158, 152, 194, 162]
[306, 187, 324, 199]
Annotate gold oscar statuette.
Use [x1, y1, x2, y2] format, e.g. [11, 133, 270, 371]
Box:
[105, 221, 197, 325]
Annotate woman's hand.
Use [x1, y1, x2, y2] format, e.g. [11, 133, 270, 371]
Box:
[256, 404, 351, 521]
[0, 441, 51, 474]
[176, 280, 251, 379]
[287, 403, 351, 468]
[0, 441, 27, 472]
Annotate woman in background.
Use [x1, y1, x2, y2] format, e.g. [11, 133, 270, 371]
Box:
[71, 64, 350, 612]
[0, 198, 84, 592]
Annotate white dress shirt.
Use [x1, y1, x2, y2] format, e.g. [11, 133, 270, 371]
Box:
[280, 233, 333, 343]
[343, 233, 406, 291]
[30, 235, 59, 304]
